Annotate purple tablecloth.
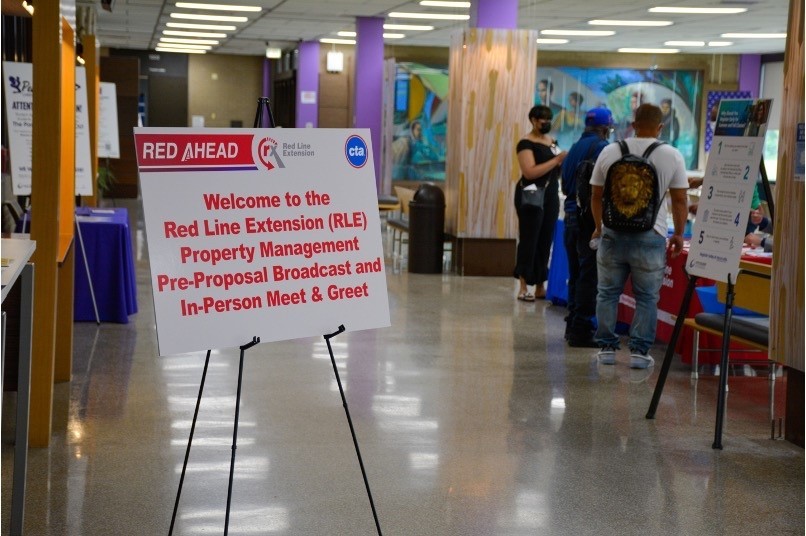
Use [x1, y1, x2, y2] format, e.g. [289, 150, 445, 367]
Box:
[20, 207, 138, 323]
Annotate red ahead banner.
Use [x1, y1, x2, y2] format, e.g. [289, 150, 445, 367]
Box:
[135, 133, 257, 171]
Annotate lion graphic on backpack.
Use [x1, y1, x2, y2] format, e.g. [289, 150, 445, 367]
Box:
[602, 140, 665, 232]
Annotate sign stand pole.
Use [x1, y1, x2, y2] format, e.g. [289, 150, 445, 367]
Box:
[712, 274, 736, 450]
[74, 201, 101, 325]
[224, 336, 260, 535]
[168, 349, 212, 536]
[324, 325, 383, 536]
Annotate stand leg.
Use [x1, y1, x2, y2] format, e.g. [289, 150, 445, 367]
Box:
[224, 337, 259, 536]
[713, 276, 735, 450]
[169, 349, 212, 536]
[75, 217, 101, 325]
[324, 325, 383, 536]
[647, 275, 698, 419]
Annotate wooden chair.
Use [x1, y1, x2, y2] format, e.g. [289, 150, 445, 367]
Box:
[387, 186, 416, 260]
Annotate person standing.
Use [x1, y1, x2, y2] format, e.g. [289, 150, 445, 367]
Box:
[514, 105, 567, 301]
[589, 103, 689, 368]
[659, 98, 680, 145]
[560, 107, 613, 347]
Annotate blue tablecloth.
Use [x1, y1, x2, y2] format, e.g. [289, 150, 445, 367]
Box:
[546, 219, 568, 306]
[20, 207, 138, 323]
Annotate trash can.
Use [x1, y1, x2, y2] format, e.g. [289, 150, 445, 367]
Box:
[408, 183, 445, 274]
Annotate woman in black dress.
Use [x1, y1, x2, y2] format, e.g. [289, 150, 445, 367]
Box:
[514, 105, 567, 301]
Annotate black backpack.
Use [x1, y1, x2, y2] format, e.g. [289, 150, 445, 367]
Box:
[574, 141, 600, 216]
[603, 140, 665, 232]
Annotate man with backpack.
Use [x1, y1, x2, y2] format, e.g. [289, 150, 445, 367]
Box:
[560, 107, 614, 347]
[589, 103, 689, 369]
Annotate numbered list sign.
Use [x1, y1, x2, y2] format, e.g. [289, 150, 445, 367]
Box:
[134, 128, 390, 356]
[687, 98, 772, 282]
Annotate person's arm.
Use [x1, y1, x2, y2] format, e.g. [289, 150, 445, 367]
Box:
[517, 147, 567, 181]
[590, 185, 604, 239]
[668, 187, 688, 257]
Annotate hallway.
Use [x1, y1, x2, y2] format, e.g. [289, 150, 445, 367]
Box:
[2, 200, 803, 535]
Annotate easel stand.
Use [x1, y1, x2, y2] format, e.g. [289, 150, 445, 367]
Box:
[75, 197, 101, 324]
[646, 160, 775, 449]
[324, 325, 384, 535]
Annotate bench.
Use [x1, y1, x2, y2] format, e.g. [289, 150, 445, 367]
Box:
[387, 186, 415, 259]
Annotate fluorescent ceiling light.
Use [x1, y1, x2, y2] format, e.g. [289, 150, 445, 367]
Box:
[388, 12, 470, 20]
[708, 41, 733, 47]
[163, 30, 227, 38]
[420, 1, 471, 7]
[664, 41, 705, 46]
[383, 23, 434, 31]
[536, 38, 569, 44]
[175, 2, 261, 11]
[320, 38, 356, 45]
[22, 1, 33, 15]
[383, 33, 406, 39]
[541, 29, 615, 36]
[618, 47, 679, 53]
[338, 31, 357, 37]
[265, 47, 281, 59]
[721, 33, 786, 38]
[589, 20, 672, 27]
[170, 13, 249, 22]
[160, 37, 220, 45]
[156, 47, 207, 54]
[156, 43, 212, 50]
[166, 22, 237, 30]
[650, 6, 747, 14]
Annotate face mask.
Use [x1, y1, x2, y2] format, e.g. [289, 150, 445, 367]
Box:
[539, 123, 552, 134]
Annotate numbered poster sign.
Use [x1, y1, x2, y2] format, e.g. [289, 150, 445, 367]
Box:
[134, 128, 390, 356]
[98, 82, 120, 158]
[75, 66, 94, 196]
[687, 98, 772, 282]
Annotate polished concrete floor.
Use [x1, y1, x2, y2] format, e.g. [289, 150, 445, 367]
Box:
[2, 200, 804, 535]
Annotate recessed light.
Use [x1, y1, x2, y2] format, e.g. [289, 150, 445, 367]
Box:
[541, 29, 615, 36]
[388, 12, 470, 20]
[337, 31, 357, 37]
[175, 2, 261, 11]
[721, 33, 786, 38]
[420, 1, 471, 7]
[160, 37, 220, 45]
[664, 41, 705, 46]
[383, 24, 435, 31]
[166, 22, 237, 31]
[320, 38, 356, 45]
[163, 30, 227, 38]
[707, 41, 733, 47]
[155, 43, 212, 50]
[618, 47, 679, 53]
[155, 47, 207, 54]
[170, 13, 249, 22]
[589, 20, 672, 27]
[536, 38, 569, 44]
[650, 7, 747, 14]
[383, 33, 406, 39]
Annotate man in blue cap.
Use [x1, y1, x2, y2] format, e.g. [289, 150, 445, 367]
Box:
[560, 106, 613, 347]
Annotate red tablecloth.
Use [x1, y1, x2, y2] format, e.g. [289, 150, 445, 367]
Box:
[616, 247, 771, 365]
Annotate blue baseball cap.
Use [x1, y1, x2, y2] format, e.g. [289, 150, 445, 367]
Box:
[585, 107, 613, 127]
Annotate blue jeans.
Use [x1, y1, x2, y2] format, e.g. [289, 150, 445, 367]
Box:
[594, 228, 667, 354]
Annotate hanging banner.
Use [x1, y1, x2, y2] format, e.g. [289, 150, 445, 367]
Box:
[98, 82, 120, 158]
[2, 61, 34, 194]
[75, 66, 94, 196]
[687, 98, 773, 283]
[134, 128, 390, 356]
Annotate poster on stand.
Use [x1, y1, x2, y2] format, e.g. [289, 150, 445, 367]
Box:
[75, 66, 94, 196]
[134, 128, 391, 356]
[98, 82, 120, 158]
[687, 98, 773, 283]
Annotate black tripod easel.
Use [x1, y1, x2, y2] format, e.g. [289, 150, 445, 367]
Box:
[646, 161, 775, 449]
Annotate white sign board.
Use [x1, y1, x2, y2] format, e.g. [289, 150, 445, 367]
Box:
[2, 61, 34, 194]
[75, 66, 94, 196]
[98, 82, 120, 158]
[2, 62, 96, 195]
[687, 98, 772, 283]
[134, 128, 390, 356]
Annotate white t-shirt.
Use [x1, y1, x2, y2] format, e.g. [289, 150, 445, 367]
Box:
[590, 138, 689, 236]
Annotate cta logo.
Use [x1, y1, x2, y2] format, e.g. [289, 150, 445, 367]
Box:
[345, 135, 368, 168]
[257, 136, 286, 171]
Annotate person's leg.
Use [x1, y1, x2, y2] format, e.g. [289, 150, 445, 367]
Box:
[516, 206, 541, 288]
[563, 211, 580, 329]
[594, 230, 630, 353]
[625, 231, 667, 360]
[568, 217, 598, 346]
[534, 184, 560, 292]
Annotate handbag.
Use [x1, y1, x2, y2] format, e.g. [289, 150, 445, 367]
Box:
[520, 181, 546, 209]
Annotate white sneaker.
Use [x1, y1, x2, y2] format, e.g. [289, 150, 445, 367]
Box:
[629, 352, 655, 369]
[597, 347, 616, 365]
